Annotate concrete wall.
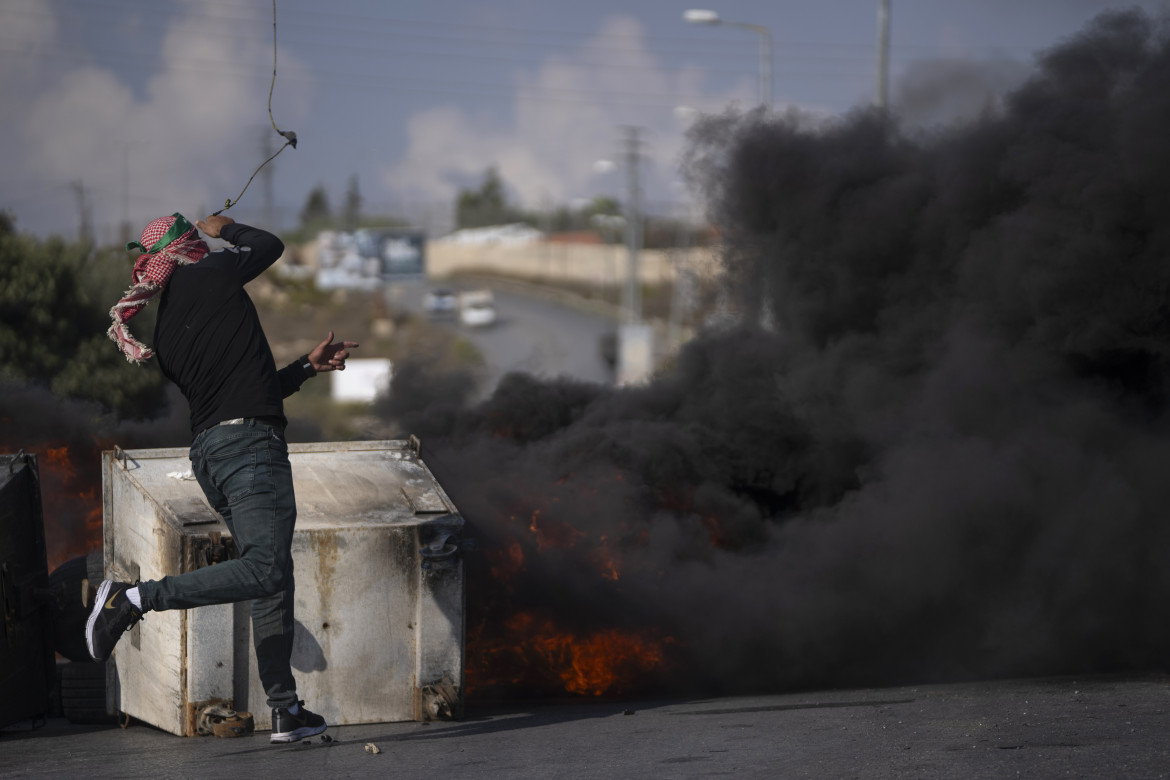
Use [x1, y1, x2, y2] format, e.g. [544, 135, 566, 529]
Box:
[426, 241, 720, 286]
[284, 236, 723, 289]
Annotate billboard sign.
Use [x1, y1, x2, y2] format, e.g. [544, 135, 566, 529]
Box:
[316, 229, 426, 290]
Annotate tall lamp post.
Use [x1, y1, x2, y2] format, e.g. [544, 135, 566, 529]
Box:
[684, 9, 772, 109]
[876, 0, 891, 112]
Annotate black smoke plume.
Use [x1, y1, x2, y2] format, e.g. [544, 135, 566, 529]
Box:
[390, 8, 1170, 696]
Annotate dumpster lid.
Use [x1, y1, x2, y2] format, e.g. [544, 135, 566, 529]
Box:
[108, 440, 459, 530]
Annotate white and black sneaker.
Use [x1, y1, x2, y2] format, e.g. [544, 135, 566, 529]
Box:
[270, 701, 328, 743]
[85, 580, 143, 661]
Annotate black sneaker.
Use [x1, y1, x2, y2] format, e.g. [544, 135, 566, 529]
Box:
[270, 701, 327, 743]
[85, 580, 143, 661]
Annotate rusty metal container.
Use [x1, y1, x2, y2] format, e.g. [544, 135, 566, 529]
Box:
[101, 438, 465, 737]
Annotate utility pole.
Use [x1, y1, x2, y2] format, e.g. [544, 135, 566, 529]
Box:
[876, 0, 891, 112]
[120, 145, 131, 247]
[668, 199, 693, 353]
[621, 125, 644, 325]
[72, 180, 92, 252]
[615, 126, 654, 385]
[683, 11, 772, 109]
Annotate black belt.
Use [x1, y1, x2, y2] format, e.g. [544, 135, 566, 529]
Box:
[217, 416, 285, 429]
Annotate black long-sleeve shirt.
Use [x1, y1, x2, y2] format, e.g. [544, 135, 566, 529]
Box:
[153, 222, 313, 435]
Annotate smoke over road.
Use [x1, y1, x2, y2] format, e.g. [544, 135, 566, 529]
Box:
[390, 9, 1170, 696]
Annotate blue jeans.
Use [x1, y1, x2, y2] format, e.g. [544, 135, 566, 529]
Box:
[137, 419, 299, 709]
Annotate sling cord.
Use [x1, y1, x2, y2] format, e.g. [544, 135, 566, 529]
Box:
[211, 0, 297, 217]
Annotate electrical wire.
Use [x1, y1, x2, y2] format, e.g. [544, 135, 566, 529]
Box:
[211, 0, 296, 217]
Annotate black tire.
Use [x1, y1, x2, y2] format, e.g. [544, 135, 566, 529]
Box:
[86, 549, 105, 583]
[60, 659, 105, 684]
[59, 661, 116, 725]
[64, 706, 115, 724]
[48, 555, 93, 662]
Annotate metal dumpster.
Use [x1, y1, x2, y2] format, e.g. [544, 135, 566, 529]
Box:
[101, 438, 465, 737]
[0, 452, 55, 729]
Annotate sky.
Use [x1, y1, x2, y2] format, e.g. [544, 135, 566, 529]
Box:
[1, 0, 1166, 241]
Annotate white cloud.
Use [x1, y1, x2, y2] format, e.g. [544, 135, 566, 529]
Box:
[0, 0, 63, 217]
[382, 15, 753, 227]
[0, 0, 56, 71]
[0, 0, 312, 237]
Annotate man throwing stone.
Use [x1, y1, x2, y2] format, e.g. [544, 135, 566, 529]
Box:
[88, 212, 358, 743]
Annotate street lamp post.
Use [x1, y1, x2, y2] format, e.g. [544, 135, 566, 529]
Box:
[684, 9, 772, 109]
[876, 0, 891, 111]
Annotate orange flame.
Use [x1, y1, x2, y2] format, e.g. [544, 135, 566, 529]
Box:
[466, 611, 675, 698]
[467, 482, 681, 698]
[3, 440, 109, 572]
[528, 509, 585, 551]
[587, 535, 621, 581]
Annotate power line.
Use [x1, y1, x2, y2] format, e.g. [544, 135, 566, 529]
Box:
[50, 0, 899, 53]
[0, 32, 877, 87]
[1, 3, 1045, 120]
[0, 38, 869, 111]
[9, 2, 1038, 66]
[0, 12, 890, 78]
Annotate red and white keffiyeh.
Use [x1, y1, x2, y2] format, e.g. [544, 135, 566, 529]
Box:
[108, 213, 209, 363]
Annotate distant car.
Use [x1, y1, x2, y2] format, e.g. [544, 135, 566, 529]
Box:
[460, 300, 497, 327]
[459, 289, 497, 327]
[422, 288, 458, 316]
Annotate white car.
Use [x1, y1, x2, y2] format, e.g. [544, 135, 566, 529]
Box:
[458, 289, 497, 327]
[460, 300, 497, 327]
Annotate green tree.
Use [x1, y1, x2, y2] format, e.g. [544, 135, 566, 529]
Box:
[299, 184, 332, 228]
[455, 167, 523, 229]
[0, 215, 168, 419]
[586, 195, 622, 218]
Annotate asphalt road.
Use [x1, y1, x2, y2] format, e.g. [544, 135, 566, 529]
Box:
[4, 673, 1170, 778]
[387, 279, 616, 398]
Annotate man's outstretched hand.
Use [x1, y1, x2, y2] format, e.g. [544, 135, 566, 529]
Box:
[307, 331, 359, 373]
